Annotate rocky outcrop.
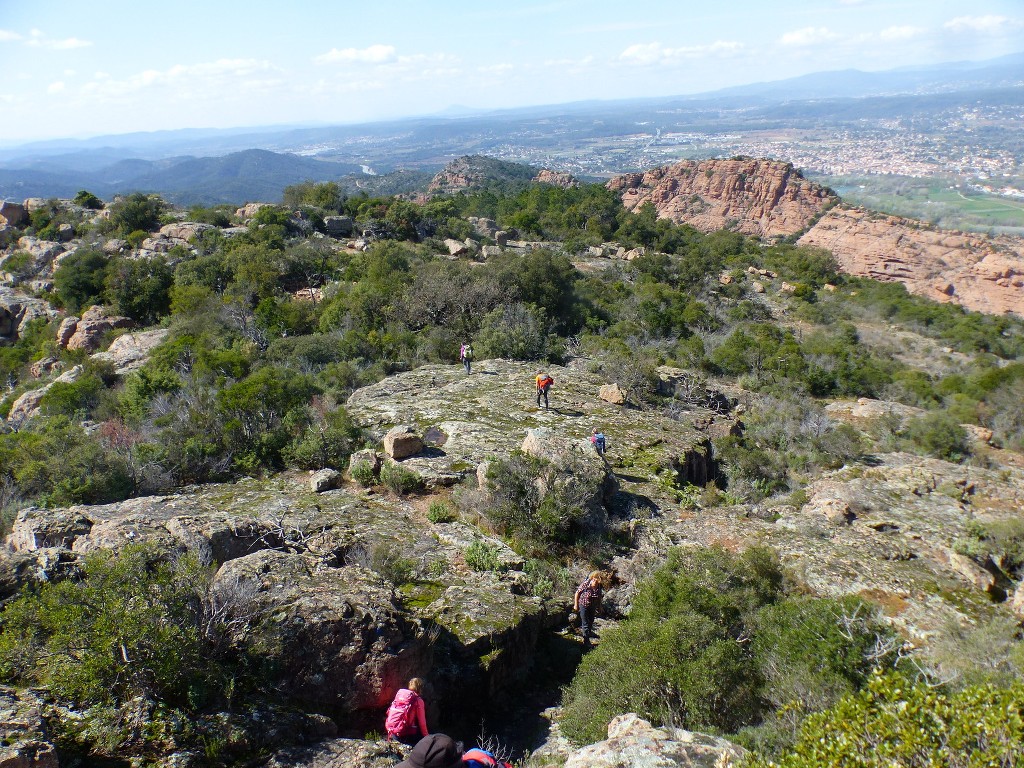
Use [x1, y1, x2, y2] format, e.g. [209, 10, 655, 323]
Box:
[0, 687, 58, 768]
[6, 365, 82, 423]
[563, 714, 745, 768]
[60, 305, 133, 352]
[2, 474, 555, 725]
[0, 201, 28, 227]
[608, 158, 837, 239]
[534, 169, 579, 188]
[0, 288, 56, 342]
[213, 550, 428, 712]
[799, 206, 1024, 316]
[90, 327, 169, 374]
[159, 221, 215, 241]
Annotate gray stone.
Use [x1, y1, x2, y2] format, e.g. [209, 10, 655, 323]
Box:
[323, 216, 355, 237]
[310, 469, 342, 493]
[563, 713, 745, 768]
[91, 328, 170, 375]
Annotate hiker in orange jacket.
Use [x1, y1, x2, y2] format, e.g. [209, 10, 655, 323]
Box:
[535, 371, 554, 409]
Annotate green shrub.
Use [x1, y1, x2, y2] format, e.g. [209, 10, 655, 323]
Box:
[73, 190, 104, 210]
[483, 452, 601, 556]
[476, 302, 550, 361]
[52, 248, 110, 312]
[465, 541, 503, 572]
[561, 546, 895, 750]
[347, 541, 414, 585]
[0, 544, 217, 708]
[283, 406, 360, 470]
[903, 411, 970, 461]
[742, 672, 1024, 768]
[427, 500, 455, 524]
[379, 460, 422, 495]
[350, 461, 376, 487]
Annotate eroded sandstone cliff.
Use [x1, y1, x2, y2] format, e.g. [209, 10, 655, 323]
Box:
[607, 158, 837, 239]
[799, 206, 1024, 316]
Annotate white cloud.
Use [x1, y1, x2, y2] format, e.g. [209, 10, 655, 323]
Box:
[478, 63, 514, 75]
[81, 58, 278, 100]
[944, 15, 1022, 34]
[779, 27, 840, 46]
[879, 25, 926, 41]
[47, 81, 65, 94]
[315, 44, 397, 65]
[24, 28, 92, 50]
[0, 29, 21, 42]
[618, 40, 744, 66]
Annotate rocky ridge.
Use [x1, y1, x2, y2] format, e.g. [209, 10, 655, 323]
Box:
[798, 206, 1024, 316]
[606, 159, 1024, 317]
[608, 158, 837, 239]
[3, 357, 1024, 765]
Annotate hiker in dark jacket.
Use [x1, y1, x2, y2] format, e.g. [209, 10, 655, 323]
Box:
[573, 571, 603, 648]
[395, 733, 463, 768]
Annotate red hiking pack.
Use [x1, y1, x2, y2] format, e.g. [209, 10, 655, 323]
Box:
[385, 688, 420, 738]
[463, 748, 513, 768]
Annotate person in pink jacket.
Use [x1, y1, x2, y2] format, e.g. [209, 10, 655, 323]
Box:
[385, 677, 430, 745]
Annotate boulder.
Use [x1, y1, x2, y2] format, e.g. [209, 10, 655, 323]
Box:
[323, 216, 355, 238]
[0, 201, 28, 227]
[54, 222, 75, 242]
[6, 365, 82, 423]
[63, 306, 133, 352]
[55, 315, 78, 347]
[235, 202, 273, 219]
[310, 469, 342, 493]
[598, 383, 626, 405]
[481, 245, 502, 258]
[91, 328, 170, 374]
[103, 238, 128, 254]
[563, 713, 745, 768]
[211, 551, 428, 712]
[444, 238, 468, 256]
[159, 222, 215, 241]
[752, 281, 765, 293]
[0, 288, 57, 341]
[383, 426, 423, 460]
[28, 357, 61, 378]
[0, 224, 15, 248]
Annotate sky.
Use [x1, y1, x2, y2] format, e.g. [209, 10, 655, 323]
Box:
[1, 0, 1023, 145]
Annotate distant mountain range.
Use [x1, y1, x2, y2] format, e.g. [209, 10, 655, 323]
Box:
[1, 52, 1020, 206]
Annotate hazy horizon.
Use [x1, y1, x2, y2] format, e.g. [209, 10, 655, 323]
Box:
[3, 0, 1023, 145]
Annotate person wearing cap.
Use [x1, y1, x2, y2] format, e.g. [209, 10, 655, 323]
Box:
[395, 733, 463, 768]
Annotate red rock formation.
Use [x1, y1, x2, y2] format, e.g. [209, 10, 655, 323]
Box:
[799, 207, 1024, 316]
[607, 158, 837, 238]
[534, 169, 579, 188]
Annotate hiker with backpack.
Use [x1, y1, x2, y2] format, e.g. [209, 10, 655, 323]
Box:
[386, 677, 430, 745]
[535, 371, 554, 409]
[590, 427, 606, 457]
[459, 343, 473, 374]
[573, 571, 604, 648]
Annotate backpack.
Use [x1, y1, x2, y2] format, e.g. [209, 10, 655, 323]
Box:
[463, 344, 473, 360]
[538, 375, 554, 390]
[463, 748, 513, 768]
[385, 689, 419, 737]
[591, 432, 606, 452]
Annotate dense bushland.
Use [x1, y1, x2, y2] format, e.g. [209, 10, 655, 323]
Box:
[560, 546, 897, 751]
[2, 181, 1022, 521]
